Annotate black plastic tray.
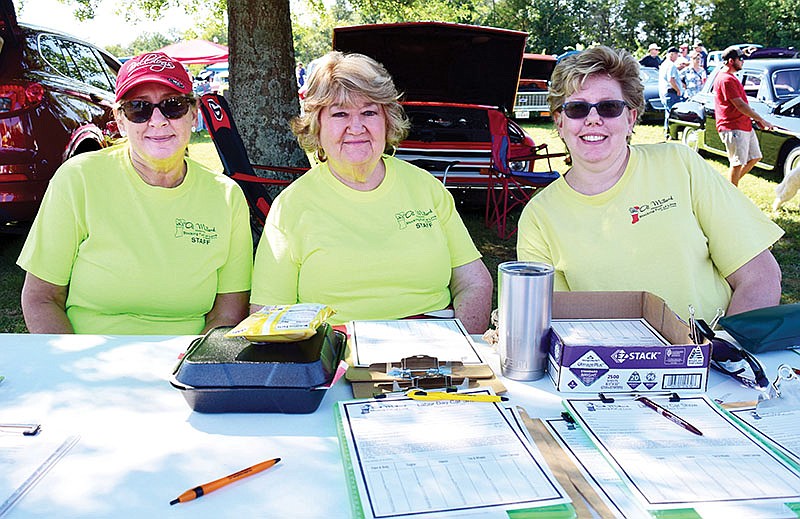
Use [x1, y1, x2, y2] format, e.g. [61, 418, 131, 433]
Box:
[170, 324, 344, 413]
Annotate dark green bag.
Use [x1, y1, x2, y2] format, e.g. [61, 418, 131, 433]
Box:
[718, 304, 800, 354]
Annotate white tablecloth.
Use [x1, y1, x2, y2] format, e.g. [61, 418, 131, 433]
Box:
[0, 333, 795, 518]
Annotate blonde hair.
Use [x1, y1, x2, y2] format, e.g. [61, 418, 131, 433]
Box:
[291, 51, 410, 158]
[548, 46, 645, 118]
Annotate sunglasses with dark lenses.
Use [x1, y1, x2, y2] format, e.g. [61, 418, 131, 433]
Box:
[710, 338, 768, 389]
[120, 96, 194, 123]
[560, 100, 628, 119]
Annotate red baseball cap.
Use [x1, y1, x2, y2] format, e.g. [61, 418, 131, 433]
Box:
[115, 52, 192, 102]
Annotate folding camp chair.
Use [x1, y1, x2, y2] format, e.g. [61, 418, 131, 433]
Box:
[484, 110, 565, 239]
[198, 93, 307, 241]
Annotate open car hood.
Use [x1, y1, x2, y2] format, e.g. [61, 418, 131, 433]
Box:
[520, 53, 557, 81]
[333, 22, 527, 110]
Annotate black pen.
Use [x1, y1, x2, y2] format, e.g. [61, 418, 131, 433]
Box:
[635, 396, 703, 436]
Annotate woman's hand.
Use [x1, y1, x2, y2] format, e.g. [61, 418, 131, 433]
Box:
[725, 249, 782, 316]
[449, 259, 494, 334]
[203, 291, 250, 333]
[21, 273, 73, 334]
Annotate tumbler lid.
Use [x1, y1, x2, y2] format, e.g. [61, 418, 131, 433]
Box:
[498, 261, 554, 276]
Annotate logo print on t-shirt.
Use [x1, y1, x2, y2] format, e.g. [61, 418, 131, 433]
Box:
[628, 195, 677, 224]
[175, 218, 219, 245]
[395, 209, 438, 230]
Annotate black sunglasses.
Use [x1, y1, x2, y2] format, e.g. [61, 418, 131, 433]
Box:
[710, 338, 768, 389]
[560, 100, 628, 119]
[119, 96, 194, 124]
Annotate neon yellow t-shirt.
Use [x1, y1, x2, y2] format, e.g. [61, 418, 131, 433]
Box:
[17, 144, 253, 334]
[517, 143, 784, 322]
[251, 156, 481, 324]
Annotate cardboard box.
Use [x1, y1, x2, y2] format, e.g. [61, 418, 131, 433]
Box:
[548, 291, 711, 393]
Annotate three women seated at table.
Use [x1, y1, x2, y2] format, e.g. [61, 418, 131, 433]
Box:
[18, 47, 783, 335]
[516, 46, 783, 323]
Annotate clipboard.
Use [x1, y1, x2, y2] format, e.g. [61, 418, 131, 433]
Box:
[334, 391, 575, 519]
[563, 393, 800, 516]
[345, 354, 506, 398]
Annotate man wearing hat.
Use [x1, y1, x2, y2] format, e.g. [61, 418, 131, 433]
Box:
[658, 47, 684, 138]
[713, 46, 774, 186]
[639, 43, 662, 68]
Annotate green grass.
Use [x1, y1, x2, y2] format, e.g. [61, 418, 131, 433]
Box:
[1, 122, 796, 332]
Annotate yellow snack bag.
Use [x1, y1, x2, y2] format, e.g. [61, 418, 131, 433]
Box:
[226, 303, 336, 342]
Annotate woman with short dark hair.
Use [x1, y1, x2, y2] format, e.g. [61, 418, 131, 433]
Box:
[517, 46, 783, 322]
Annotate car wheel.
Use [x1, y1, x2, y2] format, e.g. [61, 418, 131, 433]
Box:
[682, 127, 702, 152]
[784, 144, 800, 178]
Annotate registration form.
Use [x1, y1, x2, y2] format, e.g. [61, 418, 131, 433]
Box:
[730, 405, 800, 468]
[563, 395, 800, 513]
[337, 394, 571, 518]
[349, 319, 482, 367]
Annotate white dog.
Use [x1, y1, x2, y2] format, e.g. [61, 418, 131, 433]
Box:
[774, 165, 800, 210]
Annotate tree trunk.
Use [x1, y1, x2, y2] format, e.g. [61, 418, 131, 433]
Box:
[227, 0, 308, 171]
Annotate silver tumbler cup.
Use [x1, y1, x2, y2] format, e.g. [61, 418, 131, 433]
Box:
[497, 261, 554, 381]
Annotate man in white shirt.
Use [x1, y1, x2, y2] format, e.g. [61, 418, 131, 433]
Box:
[658, 47, 684, 139]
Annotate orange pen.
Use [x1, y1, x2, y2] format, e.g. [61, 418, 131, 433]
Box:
[170, 457, 281, 505]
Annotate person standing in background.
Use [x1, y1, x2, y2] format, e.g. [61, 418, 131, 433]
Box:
[713, 46, 774, 186]
[296, 62, 306, 88]
[658, 47, 683, 139]
[682, 50, 707, 99]
[639, 43, 662, 68]
[693, 39, 708, 70]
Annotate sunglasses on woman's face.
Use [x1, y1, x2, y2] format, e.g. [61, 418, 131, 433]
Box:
[119, 96, 194, 124]
[560, 100, 628, 119]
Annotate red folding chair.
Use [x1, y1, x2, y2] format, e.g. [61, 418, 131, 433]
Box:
[199, 93, 307, 241]
[484, 110, 564, 239]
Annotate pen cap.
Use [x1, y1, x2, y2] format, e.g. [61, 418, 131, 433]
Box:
[496, 262, 554, 381]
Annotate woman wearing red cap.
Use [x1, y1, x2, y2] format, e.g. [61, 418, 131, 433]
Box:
[17, 52, 252, 334]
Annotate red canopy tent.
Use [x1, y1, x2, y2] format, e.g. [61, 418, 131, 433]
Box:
[156, 39, 228, 65]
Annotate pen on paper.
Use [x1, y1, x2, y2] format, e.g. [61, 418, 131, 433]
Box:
[405, 389, 508, 403]
[635, 396, 703, 436]
[169, 457, 281, 505]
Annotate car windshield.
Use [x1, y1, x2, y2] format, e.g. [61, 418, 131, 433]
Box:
[639, 68, 658, 83]
[772, 68, 800, 99]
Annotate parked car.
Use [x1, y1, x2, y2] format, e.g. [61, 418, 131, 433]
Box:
[706, 51, 724, 70]
[513, 53, 556, 120]
[639, 66, 664, 121]
[668, 59, 800, 178]
[0, 5, 120, 226]
[332, 22, 547, 187]
[209, 70, 229, 96]
[748, 47, 799, 59]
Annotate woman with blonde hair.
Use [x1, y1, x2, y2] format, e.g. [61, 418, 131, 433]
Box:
[250, 51, 492, 333]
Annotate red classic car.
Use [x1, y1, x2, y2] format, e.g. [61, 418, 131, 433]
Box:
[333, 22, 547, 188]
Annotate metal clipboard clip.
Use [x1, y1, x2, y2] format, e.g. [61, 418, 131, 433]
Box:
[0, 423, 41, 436]
[758, 364, 800, 411]
[369, 355, 467, 393]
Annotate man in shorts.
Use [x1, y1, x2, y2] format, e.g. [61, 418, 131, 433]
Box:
[713, 46, 774, 186]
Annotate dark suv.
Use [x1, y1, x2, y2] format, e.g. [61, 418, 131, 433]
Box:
[1, 2, 120, 226]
